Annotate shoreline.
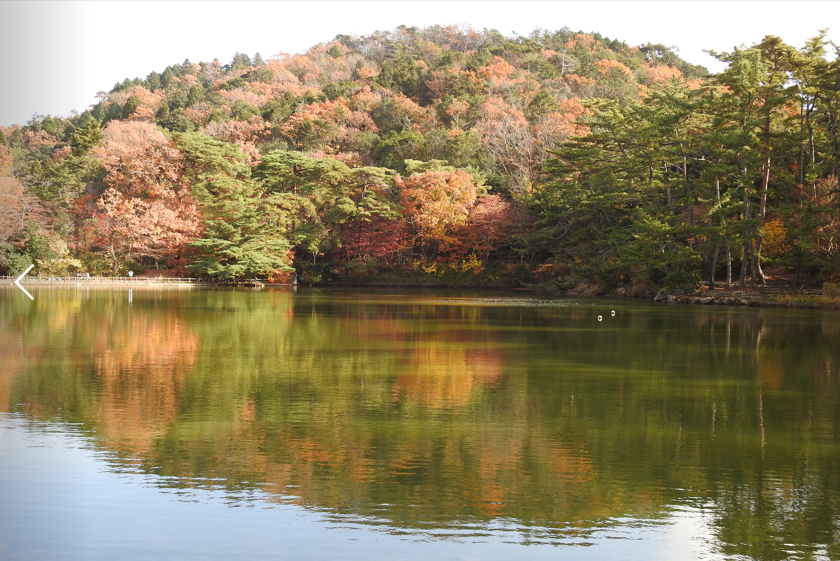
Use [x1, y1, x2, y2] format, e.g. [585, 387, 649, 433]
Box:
[651, 287, 840, 310]
[6, 278, 838, 311]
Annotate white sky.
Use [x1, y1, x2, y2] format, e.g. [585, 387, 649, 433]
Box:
[0, 0, 836, 127]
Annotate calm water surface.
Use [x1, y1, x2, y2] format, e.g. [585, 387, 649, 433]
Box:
[1, 286, 839, 560]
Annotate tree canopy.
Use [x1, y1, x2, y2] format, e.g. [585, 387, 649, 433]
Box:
[3, 26, 839, 290]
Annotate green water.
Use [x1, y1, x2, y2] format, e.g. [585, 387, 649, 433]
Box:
[1, 286, 840, 560]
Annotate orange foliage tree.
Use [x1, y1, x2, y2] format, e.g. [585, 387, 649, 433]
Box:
[278, 98, 350, 150]
[396, 167, 480, 256]
[92, 121, 185, 197]
[533, 98, 591, 159]
[90, 121, 201, 270]
[644, 64, 682, 85]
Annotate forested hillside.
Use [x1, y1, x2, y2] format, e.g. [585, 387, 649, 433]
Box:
[2, 25, 838, 293]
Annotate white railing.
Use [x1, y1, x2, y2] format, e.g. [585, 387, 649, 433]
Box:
[1, 275, 202, 284]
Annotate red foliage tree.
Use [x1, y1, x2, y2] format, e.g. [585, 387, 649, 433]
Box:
[447, 194, 515, 261]
[335, 214, 411, 268]
[91, 187, 201, 272]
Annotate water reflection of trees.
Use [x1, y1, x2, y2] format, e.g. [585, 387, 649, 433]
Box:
[2, 290, 840, 554]
[2, 288, 198, 457]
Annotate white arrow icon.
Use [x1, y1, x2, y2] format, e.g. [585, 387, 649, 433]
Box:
[14, 264, 34, 300]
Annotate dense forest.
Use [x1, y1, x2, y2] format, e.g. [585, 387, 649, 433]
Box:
[1, 25, 838, 294]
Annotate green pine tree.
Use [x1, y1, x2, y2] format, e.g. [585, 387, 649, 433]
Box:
[122, 94, 141, 119]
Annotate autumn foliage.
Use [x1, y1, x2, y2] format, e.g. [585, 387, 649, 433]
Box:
[85, 121, 201, 270]
[397, 168, 479, 252]
[0, 146, 35, 243]
[93, 121, 185, 197]
[28, 24, 840, 291]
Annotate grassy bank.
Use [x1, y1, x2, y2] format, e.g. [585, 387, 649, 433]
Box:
[763, 284, 840, 310]
[760, 297, 840, 310]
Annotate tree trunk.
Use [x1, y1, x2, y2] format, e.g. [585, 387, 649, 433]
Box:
[712, 175, 724, 290]
[740, 186, 752, 289]
[709, 243, 720, 290]
[726, 245, 732, 289]
[754, 148, 770, 285]
[740, 242, 750, 289]
[752, 237, 764, 285]
[683, 157, 693, 228]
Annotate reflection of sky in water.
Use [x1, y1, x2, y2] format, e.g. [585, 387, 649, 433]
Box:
[0, 414, 724, 560]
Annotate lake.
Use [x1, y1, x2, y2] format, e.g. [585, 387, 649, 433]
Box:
[1, 286, 839, 560]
